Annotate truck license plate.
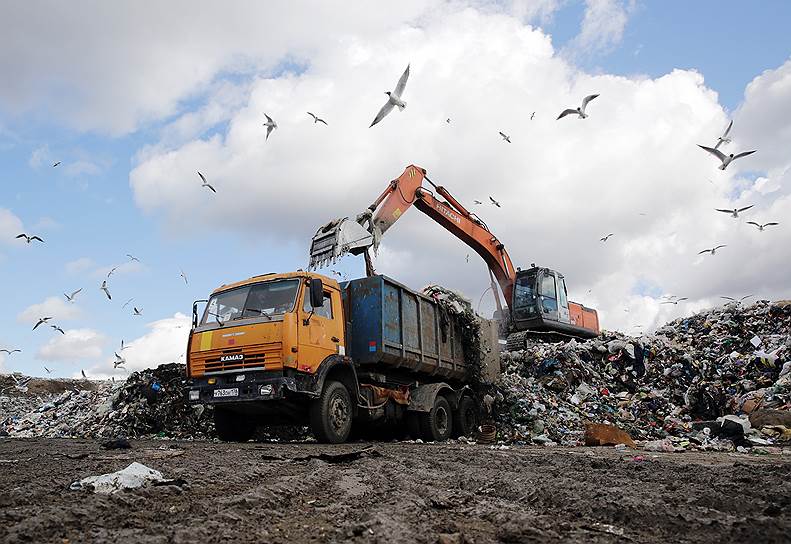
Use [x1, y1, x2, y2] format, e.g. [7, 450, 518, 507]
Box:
[213, 388, 239, 398]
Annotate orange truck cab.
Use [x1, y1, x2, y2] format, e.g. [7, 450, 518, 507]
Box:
[186, 271, 492, 443]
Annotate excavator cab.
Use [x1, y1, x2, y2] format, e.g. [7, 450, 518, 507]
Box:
[511, 267, 598, 338]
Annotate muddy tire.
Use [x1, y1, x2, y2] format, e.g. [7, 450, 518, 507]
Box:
[419, 396, 453, 442]
[310, 380, 353, 444]
[213, 407, 255, 442]
[452, 396, 479, 438]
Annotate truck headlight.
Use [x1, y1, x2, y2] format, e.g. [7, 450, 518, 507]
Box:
[189, 390, 200, 401]
[259, 384, 273, 396]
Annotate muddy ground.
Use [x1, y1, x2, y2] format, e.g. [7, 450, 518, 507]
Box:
[0, 439, 789, 543]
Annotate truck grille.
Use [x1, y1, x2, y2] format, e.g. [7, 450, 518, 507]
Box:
[190, 343, 282, 375]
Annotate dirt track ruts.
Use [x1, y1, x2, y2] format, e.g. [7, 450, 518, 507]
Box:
[0, 439, 789, 543]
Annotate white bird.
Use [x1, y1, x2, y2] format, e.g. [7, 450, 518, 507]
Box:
[370, 64, 410, 128]
[557, 94, 599, 120]
[498, 131, 511, 143]
[16, 233, 44, 244]
[100, 280, 112, 300]
[1, 348, 21, 355]
[180, 269, 188, 285]
[106, 266, 118, 278]
[81, 369, 86, 379]
[133, 307, 143, 316]
[197, 171, 216, 193]
[51, 324, 65, 335]
[120, 339, 128, 351]
[660, 297, 689, 305]
[489, 196, 501, 208]
[44, 366, 51, 374]
[715, 205, 753, 218]
[530, 112, 535, 120]
[600, 233, 615, 242]
[473, 200, 483, 205]
[714, 120, 733, 150]
[52, 161, 61, 168]
[126, 254, 140, 262]
[33, 317, 53, 330]
[64, 288, 82, 302]
[307, 112, 328, 125]
[263, 113, 277, 140]
[746, 221, 779, 232]
[721, 294, 753, 303]
[122, 298, 134, 309]
[446, 118, 451, 124]
[113, 352, 126, 368]
[698, 145, 756, 170]
[698, 245, 726, 256]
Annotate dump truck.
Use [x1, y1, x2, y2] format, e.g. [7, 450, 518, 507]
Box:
[309, 164, 600, 346]
[186, 272, 499, 443]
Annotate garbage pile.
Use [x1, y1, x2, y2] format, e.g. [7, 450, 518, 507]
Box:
[422, 283, 483, 375]
[1, 364, 213, 439]
[494, 300, 791, 451]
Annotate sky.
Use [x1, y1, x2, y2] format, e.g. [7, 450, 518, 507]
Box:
[1, 0, 790, 378]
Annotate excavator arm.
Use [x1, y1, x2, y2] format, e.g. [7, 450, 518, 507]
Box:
[309, 165, 516, 304]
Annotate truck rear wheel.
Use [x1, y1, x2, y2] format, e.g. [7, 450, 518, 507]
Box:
[214, 407, 255, 442]
[310, 380, 353, 444]
[420, 396, 453, 442]
[453, 396, 479, 438]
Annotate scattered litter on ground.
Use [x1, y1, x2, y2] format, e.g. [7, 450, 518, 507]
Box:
[69, 462, 166, 494]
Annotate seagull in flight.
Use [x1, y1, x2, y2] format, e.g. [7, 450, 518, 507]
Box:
[0, 348, 21, 355]
[721, 294, 753, 304]
[122, 298, 134, 309]
[699, 245, 726, 256]
[307, 112, 328, 125]
[715, 205, 753, 218]
[446, 118, 451, 124]
[697, 145, 756, 170]
[557, 94, 599, 120]
[473, 200, 482, 205]
[263, 113, 278, 140]
[498, 131, 511, 143]
[714, 120, 733, 150]
[33, 317, 53, 330]
[106, 265, 119, 278]
[100, 280, 112, 300]
[746, 221, 779, 231]
[126, 254, 140, 262]
[81, 369, 86, 379]
[489, 196, 501, 208]
[133, 307, 143, 316]
[52, 161, 61, 167]
[16, 233, 44, 244]
[44, 366, 51, 374]
[370, 64, 410, 128]
[660, 297, 688, 305]
[51, 324, 65, 335]
[120, 339, 128, 351]
[64, 288, 82, 303]
[113, 352, 126, 368]
[180, 269, 188, 285]
[530, 112, 535, 120]
[600, 233, 615, 242]
[197, 171, 216, 193]
[465, 254, 470, 263]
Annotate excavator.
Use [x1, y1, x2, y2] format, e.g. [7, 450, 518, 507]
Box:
[309, 165, 599, 348]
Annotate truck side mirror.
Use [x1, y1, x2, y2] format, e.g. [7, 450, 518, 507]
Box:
[192, 299, 208, 328]
[309, 278, 324, 308]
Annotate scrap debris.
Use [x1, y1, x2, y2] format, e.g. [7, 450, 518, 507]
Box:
[70, 462, 167, 494]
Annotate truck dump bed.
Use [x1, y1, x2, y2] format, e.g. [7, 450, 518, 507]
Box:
[344, 275, 470, 382]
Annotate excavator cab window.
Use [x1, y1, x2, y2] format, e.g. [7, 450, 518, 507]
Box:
[513, 271, 538, 319]
[540, 273, 558, 314]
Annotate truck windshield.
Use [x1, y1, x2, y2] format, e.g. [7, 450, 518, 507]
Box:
[512, 272, 538, 320]
[201, 279, 300, 325]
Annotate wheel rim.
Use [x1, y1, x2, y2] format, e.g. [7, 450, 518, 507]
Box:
[436, 405, 449, 435]
[329, 393, 350, 432]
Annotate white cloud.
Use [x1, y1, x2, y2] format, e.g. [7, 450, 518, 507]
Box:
[564, 0, 635, 58]
[87, 313, 190, 378]
[0, 208, 24, 244]
[17, 296, 82, 325]
[0, 1, 440, 135]
[37, 328, 107, 362]
[64, 159, 102, 177]
[28, 144, 53, 169]
[126, 8, 789, 335]
[65, 257, 95, 274]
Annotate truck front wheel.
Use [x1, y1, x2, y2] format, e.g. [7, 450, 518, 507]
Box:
[310, 380, 353, 443]
[213, 407, 255, 442]
[420, 396, 453, 442]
